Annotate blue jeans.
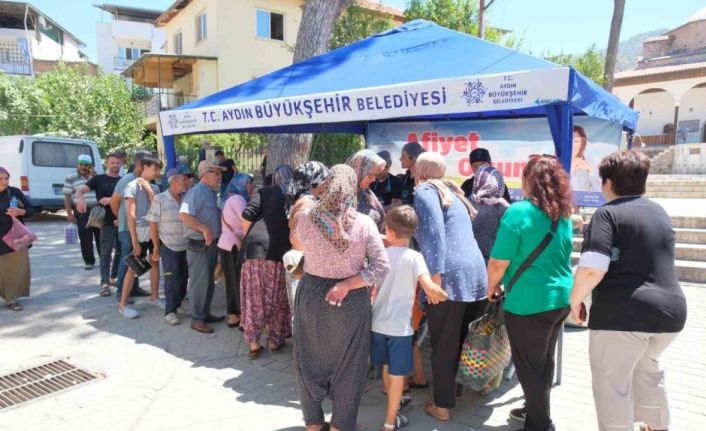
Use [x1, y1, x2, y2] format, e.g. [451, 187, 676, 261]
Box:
[115, 230, 139, 296]
[160, 244, 188, 315]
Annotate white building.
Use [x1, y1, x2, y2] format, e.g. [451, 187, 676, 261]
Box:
[94, 4, 165, 74]
[613, 7, 706, 146]
[0, 1, 87, 77]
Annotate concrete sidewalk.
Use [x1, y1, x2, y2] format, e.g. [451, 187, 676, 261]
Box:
[0, 214, 705, 431]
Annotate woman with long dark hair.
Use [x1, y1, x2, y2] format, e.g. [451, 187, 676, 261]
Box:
[487, 155, 574, 431]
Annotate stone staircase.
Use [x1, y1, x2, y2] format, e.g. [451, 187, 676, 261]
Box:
[572, 213, 706, 284]
[646, 146, 676, 174]
[645, 175, 706, 198]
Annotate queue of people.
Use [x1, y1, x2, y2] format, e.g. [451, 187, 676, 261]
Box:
[0, 145, 686, 431]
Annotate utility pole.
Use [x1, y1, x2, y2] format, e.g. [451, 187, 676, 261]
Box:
[478, 0, 496, 40]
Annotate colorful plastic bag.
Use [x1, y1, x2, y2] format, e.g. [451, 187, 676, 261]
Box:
[456, 301, 512, 391]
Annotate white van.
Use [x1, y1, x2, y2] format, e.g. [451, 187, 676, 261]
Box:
[0, 135, 104, 211]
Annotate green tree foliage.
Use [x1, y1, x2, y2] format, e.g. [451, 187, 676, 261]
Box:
[309, 133, 364, 166]
[175, 133, 266, 173]
[404, 0, 515, 46]
[0, 64, 143, 155]
[544, 44, 606, 86]
[330, 2, 396, 49]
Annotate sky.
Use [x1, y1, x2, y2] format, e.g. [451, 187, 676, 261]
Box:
[25, 0, 706, 62]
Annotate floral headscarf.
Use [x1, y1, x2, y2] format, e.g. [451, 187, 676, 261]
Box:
[415, 152, 478, 219]
[345, 149, 386, 216]
[286, 161, 329, 217]
[225, 173, 254, 202]
[308, 164, 358, 254]
[471, 166, 509, 207]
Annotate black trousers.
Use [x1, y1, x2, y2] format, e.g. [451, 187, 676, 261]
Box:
[219, 245, 241, 315]
[505, 306, 570, 431]
[427, 299, 487, 408]
[74, 209, 100, 266]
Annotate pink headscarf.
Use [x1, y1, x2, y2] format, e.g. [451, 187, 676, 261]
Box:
[308, 164, 358, 254]
[415, 152, 477, 219]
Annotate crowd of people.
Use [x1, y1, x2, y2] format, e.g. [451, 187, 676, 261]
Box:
[0, 144, 686, 431]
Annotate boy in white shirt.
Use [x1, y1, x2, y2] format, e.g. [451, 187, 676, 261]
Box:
[371, 205, 448, 430]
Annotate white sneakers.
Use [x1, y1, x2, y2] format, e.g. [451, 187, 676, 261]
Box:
[164, 312, 179, 326]
[119, 297, 166, 319]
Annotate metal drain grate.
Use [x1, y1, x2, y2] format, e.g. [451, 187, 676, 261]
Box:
[0, 359, 101, 410]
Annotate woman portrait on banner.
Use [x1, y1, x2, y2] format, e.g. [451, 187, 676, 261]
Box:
[571, 125, 602, 192]
[0, 166, 35, 312]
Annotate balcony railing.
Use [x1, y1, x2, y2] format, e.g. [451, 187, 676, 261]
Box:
[113, 57, 135, 71]
[634, 134, 675, 147]
[0, 62, 31, 75]
[143, 93, 197, 118]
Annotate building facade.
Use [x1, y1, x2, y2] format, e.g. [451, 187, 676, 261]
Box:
[0, 1, 88, 78]
[94, 4, 165, 74]
[613, 7, 706, 146]
[120, 0, 404, 156]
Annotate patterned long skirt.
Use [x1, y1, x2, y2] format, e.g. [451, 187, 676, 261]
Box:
[240, 259, 291, 346]
[293, 273, 371, 431]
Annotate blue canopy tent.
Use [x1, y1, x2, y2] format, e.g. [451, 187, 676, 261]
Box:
[160, 20, 638, 172]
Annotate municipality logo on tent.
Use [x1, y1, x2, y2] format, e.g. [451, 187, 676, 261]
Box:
[462, 79, 487, 105]
[168, 114, 179, 130]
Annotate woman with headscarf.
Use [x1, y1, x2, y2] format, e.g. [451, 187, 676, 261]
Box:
[0, 166, 35, 311]
[286, 161, 329, 251]
[345, 149, 386, 233]
[240, 165, 293, 358]
[470, 166, 510, 264]
[217, 173, 254, 328]
[412, 152, 487, 422]
[294, 165, 390, 431]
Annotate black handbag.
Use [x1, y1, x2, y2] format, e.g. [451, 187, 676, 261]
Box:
[124, 253, 151, 277]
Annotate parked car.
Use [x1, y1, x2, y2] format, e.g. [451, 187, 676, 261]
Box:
[0, 135, 104, 212]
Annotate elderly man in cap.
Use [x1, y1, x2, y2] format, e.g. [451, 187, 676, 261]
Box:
[179, 160, 225, 333]
[146, 168, 192, 326]
[63, 154, 100, 270]
[460, 148, 512, 203]
[398, 141, 426, 205]
[370, 150, 403, 210]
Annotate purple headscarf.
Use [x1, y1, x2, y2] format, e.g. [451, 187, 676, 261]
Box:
[471, 166, 509, 207]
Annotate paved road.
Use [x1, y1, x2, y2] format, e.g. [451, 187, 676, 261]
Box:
[0, 214, 705, 430]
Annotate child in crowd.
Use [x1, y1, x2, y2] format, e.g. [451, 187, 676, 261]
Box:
[371, 205, 448, 430]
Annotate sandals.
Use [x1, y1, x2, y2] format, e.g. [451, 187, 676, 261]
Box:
[227, 320, 240, 328]
[424, 402, 450, 422]
[99, 285, 112, 297]
[248, 346, 263, 360]
[6, 302, 23, 311]
[383, 414, 409, 430]
[398, 396, 412, 412]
